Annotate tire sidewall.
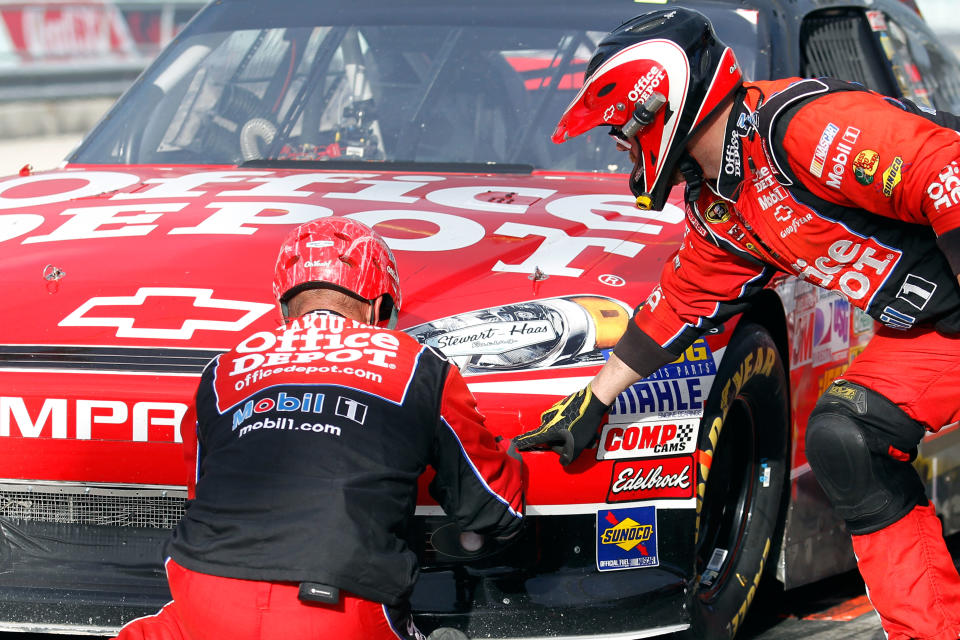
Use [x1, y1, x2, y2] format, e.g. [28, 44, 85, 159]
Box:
[687, 323, 789, 639]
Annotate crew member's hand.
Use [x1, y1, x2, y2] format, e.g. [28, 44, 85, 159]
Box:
[513, 386, 610, 465]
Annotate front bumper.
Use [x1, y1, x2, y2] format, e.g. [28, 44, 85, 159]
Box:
[0, 487, 696, 637]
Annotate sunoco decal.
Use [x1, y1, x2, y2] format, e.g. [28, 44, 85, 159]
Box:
[597, 506, 659, 571]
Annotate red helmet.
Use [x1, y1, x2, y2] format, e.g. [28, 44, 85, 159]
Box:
[552, 8, 742, 211]
[273, 217, 401, 327]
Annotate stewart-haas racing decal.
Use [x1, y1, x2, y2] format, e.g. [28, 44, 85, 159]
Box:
[597, 506, 659, 571]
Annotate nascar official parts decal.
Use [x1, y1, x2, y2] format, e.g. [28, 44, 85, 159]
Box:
[597, 505, 659, 571]
[609, 337, 718, 420]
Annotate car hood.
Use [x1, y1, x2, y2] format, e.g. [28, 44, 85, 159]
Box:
[1, 165, 685, 345]
[0, 164, 688, 490]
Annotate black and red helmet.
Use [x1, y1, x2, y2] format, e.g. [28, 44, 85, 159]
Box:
[553, 8, 742, 211]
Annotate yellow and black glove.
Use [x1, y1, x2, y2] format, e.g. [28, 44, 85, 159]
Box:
[513, 386, 610, 466]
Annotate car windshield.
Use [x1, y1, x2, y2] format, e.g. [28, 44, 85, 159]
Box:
[71, 0, 762, 172]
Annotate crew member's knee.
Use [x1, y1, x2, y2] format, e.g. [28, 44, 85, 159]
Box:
[805, 380, 927, 535]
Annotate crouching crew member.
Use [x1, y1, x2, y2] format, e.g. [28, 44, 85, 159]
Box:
[115, 217, 524, 640]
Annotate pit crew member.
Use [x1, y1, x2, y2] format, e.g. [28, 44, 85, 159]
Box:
[515, 9, 960, 639]
[115, 217, 524, 640]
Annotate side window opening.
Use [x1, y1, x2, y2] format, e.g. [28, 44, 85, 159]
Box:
[873, 10, 960, 112]
[800, 9, 897, 95]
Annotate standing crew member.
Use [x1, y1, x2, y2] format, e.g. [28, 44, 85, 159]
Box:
[116, 217, 524, 640]
[514, 9, 960, 639]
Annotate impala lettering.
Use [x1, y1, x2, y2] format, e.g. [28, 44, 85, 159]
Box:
[0, 396, 187, 442]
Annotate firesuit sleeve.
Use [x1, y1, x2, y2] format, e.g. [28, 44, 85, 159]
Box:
[428, 365, 524, 538]
[613, 225, 775, 376]
[778, 90, 960, 275]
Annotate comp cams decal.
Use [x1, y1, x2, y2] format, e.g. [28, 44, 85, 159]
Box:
[597, 418, 697, 461]
[596, 505, 659, 571]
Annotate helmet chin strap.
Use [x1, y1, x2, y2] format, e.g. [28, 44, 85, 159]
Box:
[678, 151, 705, 204]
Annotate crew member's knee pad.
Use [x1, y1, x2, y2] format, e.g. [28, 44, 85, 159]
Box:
[805, 380, 927, 535]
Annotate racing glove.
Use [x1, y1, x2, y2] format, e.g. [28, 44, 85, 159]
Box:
[513, 385, 610, 466]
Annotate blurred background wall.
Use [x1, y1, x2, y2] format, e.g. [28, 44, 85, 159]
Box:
[0, 0, 957, 177]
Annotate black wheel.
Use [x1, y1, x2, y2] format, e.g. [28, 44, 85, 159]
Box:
[683, 323, 789, 640]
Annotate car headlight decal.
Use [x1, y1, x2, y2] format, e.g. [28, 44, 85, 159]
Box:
[405, 295, 630, 374]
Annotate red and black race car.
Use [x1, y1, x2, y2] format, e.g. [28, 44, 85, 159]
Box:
[1, 0, 959, 638]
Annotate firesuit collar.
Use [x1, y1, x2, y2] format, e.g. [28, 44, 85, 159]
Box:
[713, 89, 756, 203]
[303, 308, 347, 319]
[679, 151, 704, 205]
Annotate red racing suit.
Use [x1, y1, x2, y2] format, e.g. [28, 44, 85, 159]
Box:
[116, 309, 524, 640]
[614, 77, 960, 376]
[612, 77, 960, 640]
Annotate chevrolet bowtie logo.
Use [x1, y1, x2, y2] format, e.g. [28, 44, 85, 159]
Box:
[59, 287, 273, 339]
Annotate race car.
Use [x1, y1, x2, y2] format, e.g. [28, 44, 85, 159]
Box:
[1, 0, 959, 638]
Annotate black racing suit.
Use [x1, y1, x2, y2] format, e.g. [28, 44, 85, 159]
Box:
[167, 310, 524, 607]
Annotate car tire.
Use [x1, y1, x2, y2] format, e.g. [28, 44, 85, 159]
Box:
[683, 322, 790, 640]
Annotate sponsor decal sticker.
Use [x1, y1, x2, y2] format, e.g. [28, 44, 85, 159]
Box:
[607, 455, 695, 501]
[853, 150, 880, 186]
[611, 338, 716, 419]
[627, 65, 666, 105]
[597, 506, 659, 571]
[598, 274, 625, 287]
[926, 161, 960, 211]
[810, 123, 840, 177]
[704, 201, 731, 224]
[335, 396, 368, 425]
[897, 273, 937, 311]
[598, 420, 697, 460]
[794, 237, 900, 303]
[812, 296, 850, 367]
[881, 157, 903, 197]
[825, 126, 862, 189]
